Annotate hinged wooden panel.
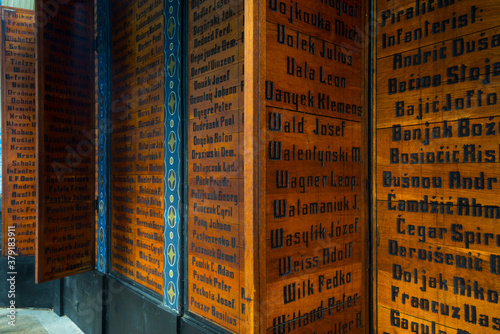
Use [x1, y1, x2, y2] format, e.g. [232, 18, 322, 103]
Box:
[185, 0, 369, 332]
[259, 1, 369, 333]
[1, 7, 36, 256]
[108, 0, 166, 297]
[374, 0, 500, 332]
[35, 0, 95, 283]
[186, 0, 250, 331]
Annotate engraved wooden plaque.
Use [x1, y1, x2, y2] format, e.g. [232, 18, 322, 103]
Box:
[259, 0, 368, 333]
[187, 0, 248, 331]
[1, 7, 36, 256]
[36, 0, 95, 283]
[187, 0, 368, 332]
[374, 0, 500, 332]
[109, 0, 165, 296]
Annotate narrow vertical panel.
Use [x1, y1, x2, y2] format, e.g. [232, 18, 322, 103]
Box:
[262, 1, 368, 333]
[243, 1, 261, 332]
[163, 0, 181, 311]
[36, 0, 95, 283]
[109, 0, 165, 296]
[1, 7, 36, 256]
[374, 1, 500, 333]
[96, 0, 109, 274]
[187, 0, 249, 332]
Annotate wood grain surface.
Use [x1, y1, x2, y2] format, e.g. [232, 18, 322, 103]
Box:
[1, 7, 36, 257]
[187, 0, 250, 332]
[109, 0, 165, 296]
[35, 0, 95, 283]
[374, 0, 500, 332]
[262, 0, 369, 333]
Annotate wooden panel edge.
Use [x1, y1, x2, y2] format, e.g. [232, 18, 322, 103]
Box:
[35, 0, 45, 282]
[1, 6, 7, 258]
[244, 0, 262, 332]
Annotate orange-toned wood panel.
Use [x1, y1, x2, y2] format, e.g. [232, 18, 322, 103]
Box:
[187, 0, 249, 332]
[263, 0, 368, 333]
[36, 0, 95, 283]
[376, 201, 500, 333]
[109, 0, 165, 296]
[375, 0, 500, 333]
[377, 24, 500, 128]
[376, 1, 500, 58]
[1, 7, 36, 256]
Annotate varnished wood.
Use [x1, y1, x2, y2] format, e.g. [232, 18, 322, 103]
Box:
[260, 0, 369, 333]
[376, 0, 500, 58]
[109, 0, 166, 296]
[374, 0, 500, 332]
[1, 7, 36, 257]
[35, 0, 95, 283]
[244, 1, 263, 333]
[187, 0, 250, 331]
[187, 0, 368, 332]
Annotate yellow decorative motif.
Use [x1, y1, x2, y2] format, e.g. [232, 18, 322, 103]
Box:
[168, 171, 176, 189]
[168, 245, 176, 265]
[167, 283, 176, 304]
[168, 93, 176, 114]
[168, 133, 176, 152]
[168, 207, 176, 227]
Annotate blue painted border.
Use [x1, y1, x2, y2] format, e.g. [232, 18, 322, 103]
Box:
[164, 0, 181, 311]
[96, 0, 109, 274]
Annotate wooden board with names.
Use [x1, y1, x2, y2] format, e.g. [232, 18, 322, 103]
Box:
[109, 0, 165, 296]
[35, 0, 95, 283]
[1, 7, 36, 257]
[260, 0, 369, 333]
[374, 0, 500, 333]
[187, 0, 249, 332]
[186, 0, 369, 332]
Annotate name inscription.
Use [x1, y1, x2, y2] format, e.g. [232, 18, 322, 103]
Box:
[1, 8, 36, 256]
[36, 1, 95, 283]
[375, 1, 500, 333]
[187, 0, 249, 331]
[110, 0, 165, 295]
[265, 0, 367, 333]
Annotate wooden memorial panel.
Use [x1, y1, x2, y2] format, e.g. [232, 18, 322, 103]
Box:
[261, 0, 368, 333]
[109, 0, 165, 296]
[187, 0, 249, 332]
[36, 0, 95, 283]
[1, 7, 36, 256]
[374, 0, 500, 333]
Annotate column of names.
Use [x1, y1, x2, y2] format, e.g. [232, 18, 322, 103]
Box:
[36, 0, 95, 282]
[110, 0, 165, 295]
[187, 0, 248, 332]
[1, 7, 36, 256]
[375, 0, 500, 332]
[265, 0, 367, 333]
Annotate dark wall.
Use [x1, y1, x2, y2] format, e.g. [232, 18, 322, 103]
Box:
[0, 256, 57, 309]
[181, 316, 226, 334]
[0, 258, 181, 334]
[62, 271, 105, 334]
[60, 272, 179, 334]
[104, 276, 178, 334]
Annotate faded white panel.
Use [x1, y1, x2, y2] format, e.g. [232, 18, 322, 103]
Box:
[1, 0, 35, 10]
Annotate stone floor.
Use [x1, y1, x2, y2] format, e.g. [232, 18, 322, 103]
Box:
[0, 308, 84, 334]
